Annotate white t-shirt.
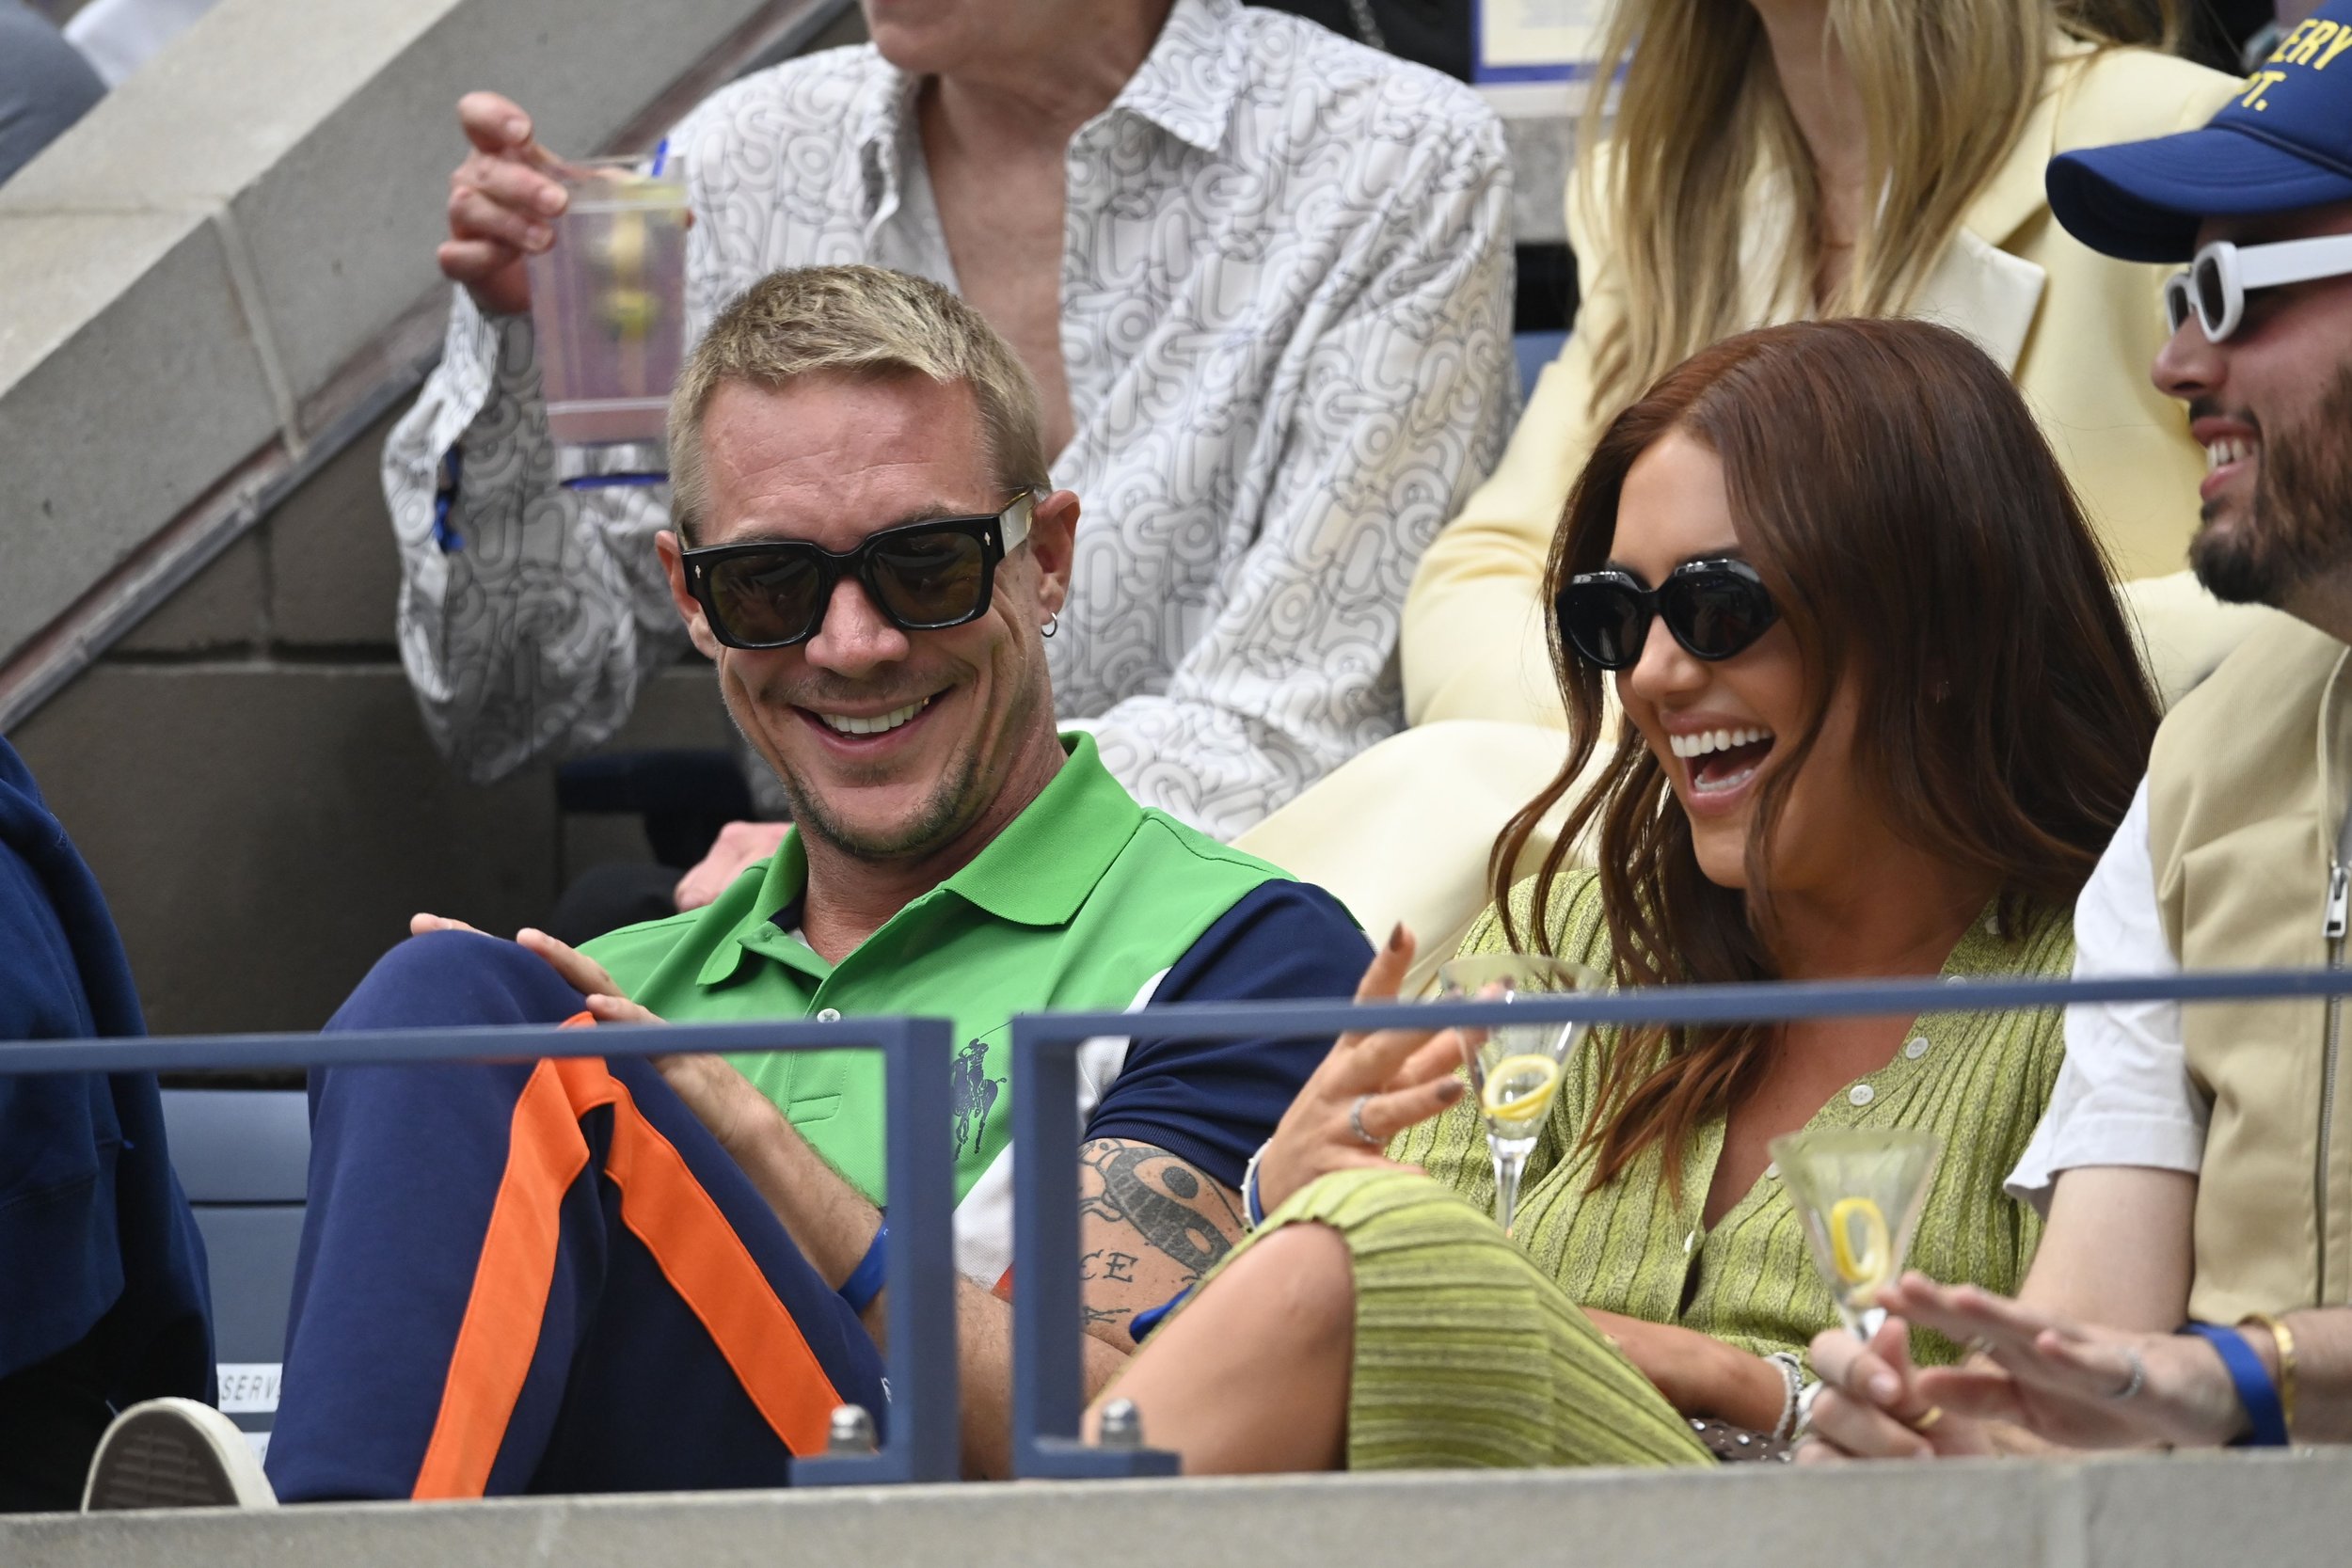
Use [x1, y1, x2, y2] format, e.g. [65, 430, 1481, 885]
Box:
[2006, 781, 2210, 1212]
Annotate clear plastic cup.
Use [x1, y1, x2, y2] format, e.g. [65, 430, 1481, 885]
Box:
[525, 153, 690, 455]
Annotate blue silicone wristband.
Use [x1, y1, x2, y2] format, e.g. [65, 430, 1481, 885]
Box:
[840, 1224, 888, 1316]
[2181, 1321, 2289, 1446]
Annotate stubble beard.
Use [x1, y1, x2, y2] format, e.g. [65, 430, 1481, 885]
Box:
[736, 657, 1054, 866]
[2191, 362, 2352, 607]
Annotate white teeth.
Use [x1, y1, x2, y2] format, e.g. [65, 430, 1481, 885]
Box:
[818, 698, 928, 736]
[1667, 725, 1773, 760]
[2205, 436, 2257, 472]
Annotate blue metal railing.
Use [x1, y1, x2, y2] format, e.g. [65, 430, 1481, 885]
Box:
[16, 964, 2352, 1487]
[0, 1016, 961, 1488]
[1008, 964, 2352, 1479]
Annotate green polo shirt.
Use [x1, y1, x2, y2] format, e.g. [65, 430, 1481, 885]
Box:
[580, 736, 1297, 1215]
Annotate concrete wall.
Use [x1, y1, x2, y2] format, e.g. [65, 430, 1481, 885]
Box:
[8, 408, 737, 1036]
[0, 0, 839, 673]
[9, 1449, 2352, 1568]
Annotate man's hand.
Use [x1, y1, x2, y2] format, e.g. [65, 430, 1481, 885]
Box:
[417, 911, 753, 1133]
[1867, 1274, 2244, 1450]
[507, 923, 774, 1160]
[1801, 1315, 1996, 1462]
[1254, 925, 1467, 1214]
[439, 91, 568, 316]
[410, 911, 650, 1026]
[675, 820, 791, 911]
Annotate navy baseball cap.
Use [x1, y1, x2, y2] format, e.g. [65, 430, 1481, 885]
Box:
[2048, 3, 2352, 263]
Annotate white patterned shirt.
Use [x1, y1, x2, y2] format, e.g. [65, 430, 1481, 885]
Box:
[381, 0, 1514, 838]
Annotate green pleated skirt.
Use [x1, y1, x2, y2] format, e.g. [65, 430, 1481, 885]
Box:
[1191, 1167, 1714, 1470]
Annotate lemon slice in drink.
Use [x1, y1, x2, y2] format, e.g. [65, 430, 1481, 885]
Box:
[1827, 1196, 1892, 1292]
[1480, 1053, 1562, 1125]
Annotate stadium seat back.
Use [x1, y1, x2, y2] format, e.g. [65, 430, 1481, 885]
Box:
[160, 1088, 310, 1460]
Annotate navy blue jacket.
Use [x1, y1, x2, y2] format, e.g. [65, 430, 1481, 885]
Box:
[0, 736, 211, 1400]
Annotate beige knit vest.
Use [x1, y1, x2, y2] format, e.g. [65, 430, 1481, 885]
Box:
[2149, 613, 2352, 1317]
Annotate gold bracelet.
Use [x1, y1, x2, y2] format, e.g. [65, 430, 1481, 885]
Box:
[2239, 1311, 2298, 1437]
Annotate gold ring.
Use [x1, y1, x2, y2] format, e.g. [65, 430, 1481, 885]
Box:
[1912, 1405, 1944, 1432]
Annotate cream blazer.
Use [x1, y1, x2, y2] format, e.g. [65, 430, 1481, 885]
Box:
[1401, 41, 2240, 729]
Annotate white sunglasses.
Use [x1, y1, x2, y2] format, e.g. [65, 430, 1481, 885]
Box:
[2164, 232, 2352, 342]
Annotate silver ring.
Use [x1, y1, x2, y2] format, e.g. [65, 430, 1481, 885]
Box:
[2110, 1346, 2146, 1402]
[1347, 1093, 1381, 1148]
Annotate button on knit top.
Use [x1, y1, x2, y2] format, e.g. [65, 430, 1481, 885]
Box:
[1391, 871, 2071, 1365]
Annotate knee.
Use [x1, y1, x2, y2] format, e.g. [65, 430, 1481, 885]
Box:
[328, 930, 585, 1032]
[1244, 1222, 1356, 1340]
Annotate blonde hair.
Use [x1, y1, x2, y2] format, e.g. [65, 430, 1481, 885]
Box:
[1581, 0, 2179, 415]
[668, 264, 1048, 543]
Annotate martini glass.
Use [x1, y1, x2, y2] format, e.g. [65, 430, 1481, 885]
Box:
[1435, 954, 1601, 1238]
[1769, 1127, 1943, 1338]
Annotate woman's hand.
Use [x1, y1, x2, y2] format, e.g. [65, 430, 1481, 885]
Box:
[1587, 1310, 1789, 1429]
[1800, 1314, 1996, 1461]
[1255, 925, 1470, 1214]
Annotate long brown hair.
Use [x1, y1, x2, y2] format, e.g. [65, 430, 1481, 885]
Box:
[1583, 0, 2181, 416]
[1494, 318, 2159, 1190]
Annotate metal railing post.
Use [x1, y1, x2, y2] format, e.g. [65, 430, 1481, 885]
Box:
[793, 1015, 961, 1486]
[1009, 1022, 1180, 1478]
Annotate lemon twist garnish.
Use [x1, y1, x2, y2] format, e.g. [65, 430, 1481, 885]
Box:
[1480, 1053, 1562, 1125]
[1828, 1196, 1892, 1292]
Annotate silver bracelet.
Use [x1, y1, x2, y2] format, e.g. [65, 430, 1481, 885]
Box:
[1790, 1377, 1826, 1442]
[1765, 1352, 1806, 1442]
[1240, 1138, 1273, 1229]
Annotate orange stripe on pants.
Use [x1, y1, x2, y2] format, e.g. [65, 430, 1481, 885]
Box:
[411, 1056, 844, 1498]
[413, 1058, 598, 1499]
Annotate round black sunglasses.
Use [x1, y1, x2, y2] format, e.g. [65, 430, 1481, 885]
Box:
[681, 491, 1039, 650]
[1554, 557, 1780, 671]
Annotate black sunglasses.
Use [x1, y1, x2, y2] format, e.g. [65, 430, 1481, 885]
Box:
[1555, 557, 1780, 671]
[681, 491, 1038, 650]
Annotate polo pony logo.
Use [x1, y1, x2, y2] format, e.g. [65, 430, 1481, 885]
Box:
[950, 1039, 1002, 1159]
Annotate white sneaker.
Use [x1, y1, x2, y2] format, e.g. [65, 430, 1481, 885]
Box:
[82, 1398, 278, 1510]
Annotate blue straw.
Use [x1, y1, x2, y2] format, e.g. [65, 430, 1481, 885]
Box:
[648, 136, 670, 178]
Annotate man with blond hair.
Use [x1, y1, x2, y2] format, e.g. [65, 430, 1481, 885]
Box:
[89, 266, 1372, 1506]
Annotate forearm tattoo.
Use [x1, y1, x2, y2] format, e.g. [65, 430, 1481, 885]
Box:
[1075, 1139, 1247, 1307]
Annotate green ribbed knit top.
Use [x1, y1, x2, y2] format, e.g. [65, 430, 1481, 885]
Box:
[1391, 871, 2070, 1365]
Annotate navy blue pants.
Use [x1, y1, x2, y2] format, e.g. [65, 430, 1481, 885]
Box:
[265, 933, 886, 1501]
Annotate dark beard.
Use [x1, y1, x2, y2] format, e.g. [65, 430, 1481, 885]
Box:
[2191, 363, 2352, 606]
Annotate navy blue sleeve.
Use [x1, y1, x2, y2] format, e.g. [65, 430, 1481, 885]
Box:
[1079, 879, 1371, 1190]
[0, 740, 211, 1400]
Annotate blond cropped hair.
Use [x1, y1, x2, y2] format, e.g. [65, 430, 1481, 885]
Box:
[668, 265, 1048, 543]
